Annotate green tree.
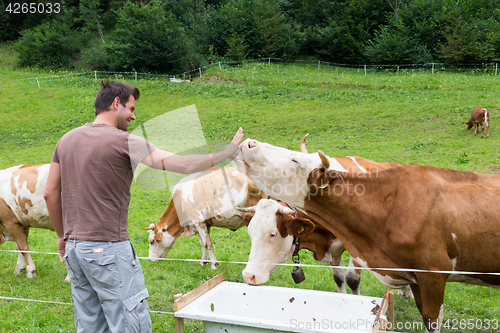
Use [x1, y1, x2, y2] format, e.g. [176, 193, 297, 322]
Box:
[364, 25, 433, 64]
[96, 0, 189, 73]
[437, 18, 500, 63]
[316, 0, 390, 64]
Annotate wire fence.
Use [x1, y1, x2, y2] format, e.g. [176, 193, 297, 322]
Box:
[2, 58, 500, 89]
[1, 247, 499, 331]
[2, 57, 500, 331]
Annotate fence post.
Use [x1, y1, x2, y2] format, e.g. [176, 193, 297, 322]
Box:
[496, 63, 498, 76]
[268, 57, 271, 66]
[94, 70, 97, 80]
[432, 63, 435, 74]
[36, 77, 40, 88]
[364, 65, 367, 76]
[135, 72, 137, 81]
[199, 68, 202, 77]
[318, 60, 320, 70]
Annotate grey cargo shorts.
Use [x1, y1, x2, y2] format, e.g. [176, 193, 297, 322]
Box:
[64, 239, 152, 333]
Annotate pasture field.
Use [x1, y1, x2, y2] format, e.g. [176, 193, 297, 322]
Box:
[1, 56, 500, 332]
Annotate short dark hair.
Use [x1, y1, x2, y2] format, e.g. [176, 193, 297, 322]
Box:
[94, 80, 140, 115]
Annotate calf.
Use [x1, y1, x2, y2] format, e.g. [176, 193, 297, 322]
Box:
[240, 199, 361, 294]
[145, 167, 266, 269]
[466, 107, 490, 138]
[0, 164, 68, 280]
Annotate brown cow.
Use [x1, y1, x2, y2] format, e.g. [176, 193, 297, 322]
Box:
[466, 107, 490, 138]
[237, 140, 500, 332]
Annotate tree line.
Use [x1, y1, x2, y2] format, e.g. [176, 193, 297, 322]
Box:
[2, 0, 500, 73]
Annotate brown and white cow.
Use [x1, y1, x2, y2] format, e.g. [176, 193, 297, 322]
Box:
[239, 198, 361, 295]
[234, 137, 398, 208]
[145, 167, 266, 269]
[0, 164, 66, 280]
[466, 107, 490, 138]
[236, 140, 500, 332]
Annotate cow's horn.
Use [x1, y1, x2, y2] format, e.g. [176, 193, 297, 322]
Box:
[278, 205, 295, 215]
[318, 150, 330, 168]
[145, 224, 155, 231]
[300, 133, 310, 153]
[236, 206, 256, 212]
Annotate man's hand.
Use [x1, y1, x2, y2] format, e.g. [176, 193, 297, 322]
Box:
[231, 127, 244, 146]
[57, 237, 66, 262]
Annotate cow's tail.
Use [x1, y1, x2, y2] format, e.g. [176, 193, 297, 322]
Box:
[484, 109, 489, 127]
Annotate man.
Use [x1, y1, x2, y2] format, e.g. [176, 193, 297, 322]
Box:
[44, 80, 243, 333]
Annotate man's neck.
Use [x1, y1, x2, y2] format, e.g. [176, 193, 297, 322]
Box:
[93, 111, 117, 128]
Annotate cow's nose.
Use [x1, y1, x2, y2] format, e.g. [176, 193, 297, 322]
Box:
[242, 271, 257, 285]
[247, 140, 257, 149]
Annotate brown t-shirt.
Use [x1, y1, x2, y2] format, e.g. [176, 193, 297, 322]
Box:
[52, 123, 156, 241]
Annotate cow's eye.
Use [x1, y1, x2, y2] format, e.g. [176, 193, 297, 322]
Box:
[270, 233, 276, 238]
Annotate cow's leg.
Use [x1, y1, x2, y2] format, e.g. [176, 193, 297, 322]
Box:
[0, 200, 36, 278]
[13, 228, 36, 278]
[345, 256, 361, 295]
[411, 274, 447, 333]
[486, 124, 490, 138]
[474, 123, 478, 135]
[330, 255, 346, 293]
[197, 236, 208, 266]
[204, 226, 218, 270]
[480, 123, 485, 138]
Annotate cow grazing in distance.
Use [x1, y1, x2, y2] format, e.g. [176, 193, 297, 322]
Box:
[0, 164, 69, 281]
[237, 140, 500, 333]
[466, 108, 490, 138]
[239, 199, 361, 295]
[145, 167, 267, 269]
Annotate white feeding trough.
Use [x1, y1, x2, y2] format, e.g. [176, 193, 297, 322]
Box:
[174, 274, 395, 333]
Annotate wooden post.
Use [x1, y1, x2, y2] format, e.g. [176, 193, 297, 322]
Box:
[174, 317, 184, 333]
[388, 288, 395, 331]
[373, 288, 394, 332]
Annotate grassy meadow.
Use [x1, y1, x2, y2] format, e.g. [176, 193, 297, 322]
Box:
[1, 48, 500, 332]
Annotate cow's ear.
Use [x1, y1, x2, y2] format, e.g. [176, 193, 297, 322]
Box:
[243, 213, 255, 227]
[308, 167, 343, 190]
[287, 218, 315, 237]
[153, 233, 163, 242]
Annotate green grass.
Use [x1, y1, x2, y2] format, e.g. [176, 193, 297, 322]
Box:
[1, 53, 499, 332]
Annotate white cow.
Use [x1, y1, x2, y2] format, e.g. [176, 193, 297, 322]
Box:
[0, 164, 69, 281]
[146, 167, 267, 269]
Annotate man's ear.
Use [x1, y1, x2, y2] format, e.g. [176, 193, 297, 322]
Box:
[287, 218, 315, 237]
[243, 213, 255, 227]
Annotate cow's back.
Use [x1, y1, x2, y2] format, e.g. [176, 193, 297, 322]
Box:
[0, 164, 52, 230]
[333, 156, 396, 173]
[172, 167, 264, 228]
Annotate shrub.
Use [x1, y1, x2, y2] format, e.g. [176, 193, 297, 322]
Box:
[15, 17, 82, 69]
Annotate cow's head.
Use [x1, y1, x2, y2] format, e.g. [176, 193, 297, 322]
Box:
[145, 223, 195, 260]
[235, 138, 330, 207]
[466, 119, 474, 129]
[241, 199, 315, 285]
